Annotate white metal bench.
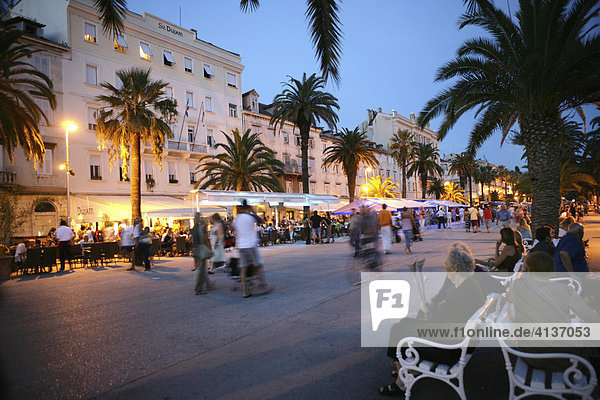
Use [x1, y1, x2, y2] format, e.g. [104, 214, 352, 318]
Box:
[492, 293, 596, 399]
[497, 336, 597, 400]
[396, 294, 499, 400]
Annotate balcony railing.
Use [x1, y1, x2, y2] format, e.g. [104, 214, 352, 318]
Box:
[0, 171, 16, 184]
[167, 140, 187, 151]
[165, 140, 207, 154]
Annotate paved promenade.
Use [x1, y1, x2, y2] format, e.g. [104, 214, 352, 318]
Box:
[1, 215, 598, 399]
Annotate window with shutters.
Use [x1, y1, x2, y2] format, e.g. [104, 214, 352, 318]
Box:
[187, 126, 195, 143]
[84, 22, 97, 43]
[37, 148, 53, 175]
[226, 72, 237, 87]
[164, 86, 173, 99]
[34, 98, 52, 125]
[186, 91, 194, 108]
[139, 41, 152, 60]
[189, 164, 196, 184]
[206, 129, 214, 147]
[87, 107, 98, 130]
[144, 160, 153, 181]
[203, 64, 213, 79]
[89, 154, 102, 180]
[115, 73, 123, 89]
[85, 64, 97, 85]
[114, 34, 127, 52]
[168, 162, 177, 183]
[204, 96, 212, 112]
[163, 50, 175, 66]
[33, 54, 50, 77]
[184, 57, 193, 73]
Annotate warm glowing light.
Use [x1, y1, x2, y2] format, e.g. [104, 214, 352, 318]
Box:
[444, 180, 450, 186]
[365, 167, 373, 173]
[63, 121, 78, 131]
[59, 164, 66, 170]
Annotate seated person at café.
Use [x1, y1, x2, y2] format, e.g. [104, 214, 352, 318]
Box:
[379, 242, 488, 396]
[507, 251, 598, 371]
[476, 228, 522, 272]
[516, 219, 532, 242]
[161, 228, 174, 253]
[529, 226, 555, 257]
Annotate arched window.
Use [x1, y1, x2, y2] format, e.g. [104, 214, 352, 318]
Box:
[34, 202, 56, 213]
[33, 202, 58, 236]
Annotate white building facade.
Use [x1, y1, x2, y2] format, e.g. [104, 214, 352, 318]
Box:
[6, 0, 243, 235]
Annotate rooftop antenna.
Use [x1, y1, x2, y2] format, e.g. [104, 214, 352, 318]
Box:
[179, 6, 182, 26]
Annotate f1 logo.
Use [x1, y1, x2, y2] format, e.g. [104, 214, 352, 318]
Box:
[369, 280, 410, 331]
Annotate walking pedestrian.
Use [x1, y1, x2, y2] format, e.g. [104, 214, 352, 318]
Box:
[468, 205, 479, 233]
[349, 209, 362, 257]
[233, 200, 268, 298]
[138, 227, 153, 271]
[192, 213, 212, 295]
[436, 207, 446, 229]
[55, 220, 75, 271]
[209, 213, 226, 273]
[483, 205, 493, 233]
[400, 208, 414, 254]
[379, 204, 393, 254]
[309, 211, 322, 244]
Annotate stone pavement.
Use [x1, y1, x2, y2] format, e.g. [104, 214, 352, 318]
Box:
[0, 216, 597, 400]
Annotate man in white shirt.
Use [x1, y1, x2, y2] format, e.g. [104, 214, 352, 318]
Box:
[233, 200, 268, 298]
[55, 220, 75, 271]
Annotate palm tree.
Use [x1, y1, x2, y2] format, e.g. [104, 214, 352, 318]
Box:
[194, 128, 285, 192]
[322, 127, 379, 202]
[0, 26, 56, 167]
[360, 175, 399, 199]
[442, 182, 467, 204]
[240, 0, 342, 85]
[408, 142, 443, 199]
[474, 164, 496, 202]
[95, 68, 177, 220]
[427, 178, 446, 200]
[496, 165, 510, 197]
[418, 0, 600, 227]
[388, 129, 415, 198]
[271, 73, 339, 215]
[95, 0, 343, 85]
[449, 153, 474, 205]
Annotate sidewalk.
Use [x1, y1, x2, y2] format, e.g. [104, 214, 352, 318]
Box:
[583, 212, 600, 272]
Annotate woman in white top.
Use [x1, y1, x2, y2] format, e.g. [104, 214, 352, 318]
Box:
[209, 213, 226, 273]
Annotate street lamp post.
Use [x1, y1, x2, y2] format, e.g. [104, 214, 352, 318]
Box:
[62, 122, 77, 227]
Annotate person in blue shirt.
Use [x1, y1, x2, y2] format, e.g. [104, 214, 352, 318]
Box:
[554, 223, 588, 273]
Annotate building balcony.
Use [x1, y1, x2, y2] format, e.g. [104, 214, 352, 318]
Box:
[0, 171, 16, 185]
[284, 163, 301, 176]
[164, 140, 208, 158]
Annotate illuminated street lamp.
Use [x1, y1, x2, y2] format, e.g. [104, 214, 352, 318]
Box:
[364, 167, 372, 183]
[62, 121, 77, 227]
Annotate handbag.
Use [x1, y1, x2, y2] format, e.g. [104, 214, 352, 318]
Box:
[199, 244, 213, 259]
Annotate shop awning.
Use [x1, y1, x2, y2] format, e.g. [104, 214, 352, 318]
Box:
[331, 198, 426, 215]
[417, 199, 466, 208]
[193, 190, 340, 208]
[71, 195, 223, 222]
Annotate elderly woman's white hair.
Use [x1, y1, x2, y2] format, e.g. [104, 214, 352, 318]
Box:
[446, 242, 475, 272]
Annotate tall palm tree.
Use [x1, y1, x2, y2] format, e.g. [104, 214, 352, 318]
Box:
[195, 129, 285, 192]
[418, 0, 600, 227]
[473, 164, 496, 202]
[360, 175, 399, 199]
[95, 0, 343, 85]
[0, 26, 56, 167]
[408, 142, 443, 199]
[442, 182, 467, 204]
[427, 177, 446, 200]
[322, 127, 379, 202]
[449, 153, 475, 205]
[388, 129, 415, 198]
[95, 68, 177, 220]
[271, 73, 339, 215]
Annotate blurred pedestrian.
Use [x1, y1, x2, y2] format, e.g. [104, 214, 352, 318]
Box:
[192, 213, 212, 295]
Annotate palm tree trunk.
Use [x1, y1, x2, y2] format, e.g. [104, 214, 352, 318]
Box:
[421, 173, 427, 199]
[131, 132, 142, 221]
[348, 168, 357, 203]
[468, 175, 473, 206]
[300, 124, 310, 217]
[521, 117, 562, 228]
[401, 161, 407, 198]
